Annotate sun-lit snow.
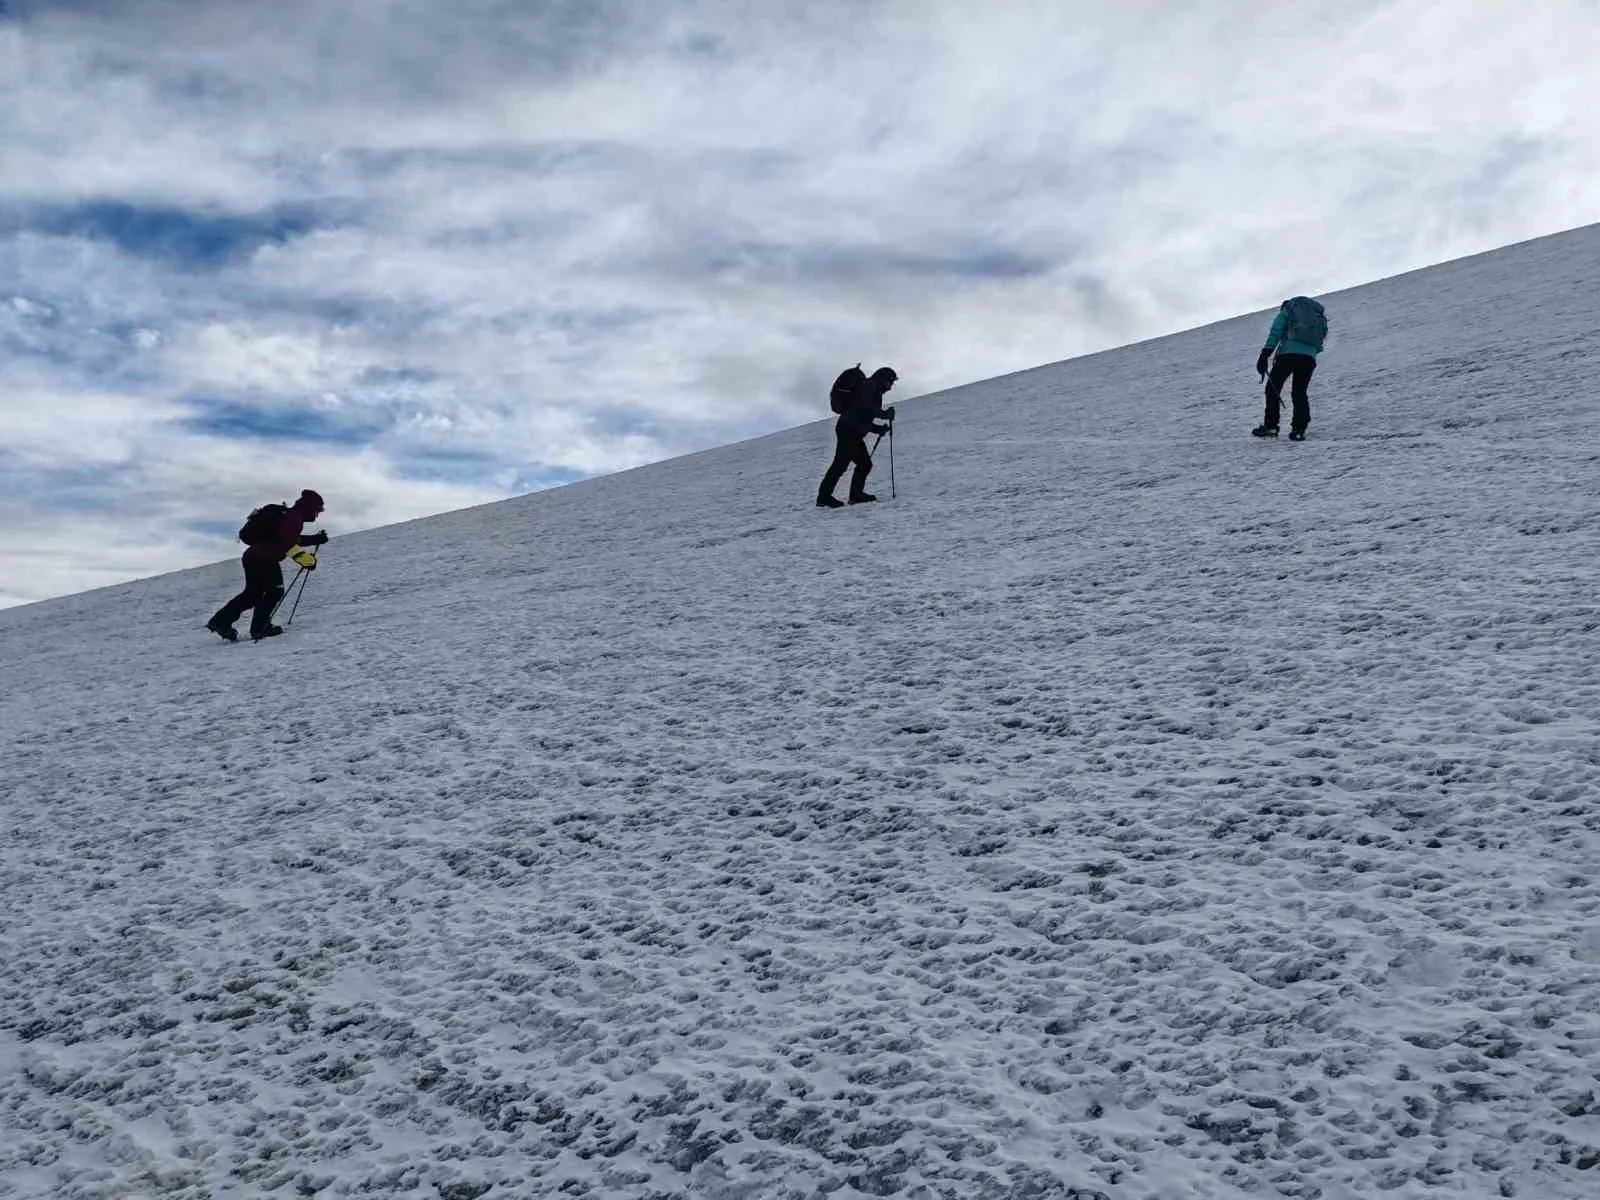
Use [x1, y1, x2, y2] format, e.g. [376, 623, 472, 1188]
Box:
[2, 225, 1598, 1199]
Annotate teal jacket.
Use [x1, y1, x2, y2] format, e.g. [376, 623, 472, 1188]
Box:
[1263, 301, 1323, 359]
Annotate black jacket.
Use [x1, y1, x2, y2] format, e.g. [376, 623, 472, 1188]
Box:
[836, 375, 892, 437]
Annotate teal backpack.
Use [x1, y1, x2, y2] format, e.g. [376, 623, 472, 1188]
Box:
[1282, 296, 1328, 351]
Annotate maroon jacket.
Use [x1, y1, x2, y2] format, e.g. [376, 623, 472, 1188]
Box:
[244, 502, 316, 562]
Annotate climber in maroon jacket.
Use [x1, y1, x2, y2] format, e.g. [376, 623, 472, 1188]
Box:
[207, 489, 327, 642]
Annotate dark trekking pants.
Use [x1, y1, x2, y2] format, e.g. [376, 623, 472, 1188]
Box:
[819, 429, 873, 500]
[212, 553, 284, 638]
[1265, 352, 1317, 433]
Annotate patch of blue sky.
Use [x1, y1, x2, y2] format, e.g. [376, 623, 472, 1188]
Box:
[25, 201, 321, 270]
[181, 399, 389, 447]
[9, 461, 138, 512]
[392, 447, 506, 487]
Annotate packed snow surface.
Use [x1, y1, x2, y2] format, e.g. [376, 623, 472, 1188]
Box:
[3, 226, 1599, 1199]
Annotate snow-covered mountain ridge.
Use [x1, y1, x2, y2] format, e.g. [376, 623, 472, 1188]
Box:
[2, 224, 1598, 1199]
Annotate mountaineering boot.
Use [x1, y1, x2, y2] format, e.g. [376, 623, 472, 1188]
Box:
[816, 494, 844, 509]
[848, 492, 877, 504]
[1288, 430, 1306, 441]
[252, 624, 284, 642]
[1251, 425, 1279, 438]
[206, 618, 238, 642]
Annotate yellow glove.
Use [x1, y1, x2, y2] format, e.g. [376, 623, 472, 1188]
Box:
[289, 548, 318, 570]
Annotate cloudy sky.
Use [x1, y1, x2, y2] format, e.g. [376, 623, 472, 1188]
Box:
[2, 0, 1597, 608]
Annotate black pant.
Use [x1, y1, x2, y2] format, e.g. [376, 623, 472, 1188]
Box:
[212, 553, 284, 637]
[1264, 353, 1316, 432]
[819, 429, 873, 499]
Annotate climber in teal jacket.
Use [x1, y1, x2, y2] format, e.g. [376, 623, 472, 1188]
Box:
[1253, 296, 1327, 441]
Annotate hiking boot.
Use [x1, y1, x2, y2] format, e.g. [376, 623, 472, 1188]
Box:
[1251, 425, 1279, 438]
[816, 494, 844, 509]
[252, 625, 284, 641]
[206, 618, 238, 642]
[848, 492, 877, 504]
[1288, 429, 1306, 441]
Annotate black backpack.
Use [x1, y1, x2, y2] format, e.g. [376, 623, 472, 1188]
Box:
[238, 502, 289, 545]
[829, 364, 865, 415]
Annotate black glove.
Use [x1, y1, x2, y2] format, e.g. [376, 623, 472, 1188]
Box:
[1255, 349, 1272, 377]
[303, 531, 329, 546]
[870, 423, 890, 436]
[884, 405, 896, 421]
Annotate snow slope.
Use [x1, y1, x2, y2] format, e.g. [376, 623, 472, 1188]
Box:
[2, 225, 1599, 1200]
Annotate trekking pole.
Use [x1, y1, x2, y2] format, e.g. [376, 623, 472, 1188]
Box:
[888, 424, 895, 500]
[284, 567, 312, 626]
[269, 567, 306, 623]
[277, 544, 324, 626]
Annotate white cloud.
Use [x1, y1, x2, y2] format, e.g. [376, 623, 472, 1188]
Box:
[0, 386, 180, 463]
[169, 322, 362, 393]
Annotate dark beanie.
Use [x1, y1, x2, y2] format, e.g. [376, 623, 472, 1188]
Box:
[299, 489, 325, 509]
